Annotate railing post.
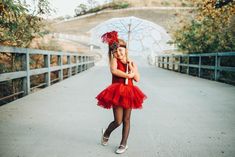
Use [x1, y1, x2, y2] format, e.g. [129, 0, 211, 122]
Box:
[82, 56, 85, 71]
[78, 56, 81, 73]
[84, 56, 87, 70]
[80, 56, 83, 71]
[75, 56, 78, 74]
[44, 53, 51, 86]
[167, 56, 169, 70]
[88, 56, 91, 68]
[215, 53, 220, 81]
[155, 56, 158, 67]
[162, 56, 164, 68]
[198, 55, 201, 77]
[187, 55, 189, 75]
[58, 54, 63, 81]
[172, 55, 175, 71]
[92, 56, 95, 66]
[86, 56, 88, 69]
[178, 56, 182, 73]
[67, 55, 72, 77]
[22, 50, 30, 95]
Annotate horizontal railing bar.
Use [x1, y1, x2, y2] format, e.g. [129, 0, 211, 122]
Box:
[0, 91, 24, 101]
[31, 83, 47, 90]
[30, 68, 48, 76]
[158, 62, 234, 70]
[218, 66, 235, 72]
[0, 46, 27, 54]
[218, 52, 235, 56]
[51, 78, 60, 83]
[0, 46, 95, 56]
[0, 71, 27, 82]
[50, 66, 61, 72]
[157, 52, 235, 57]
[200, 65, 215, 70]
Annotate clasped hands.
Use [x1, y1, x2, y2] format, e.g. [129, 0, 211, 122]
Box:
[127, 61, 137, 79]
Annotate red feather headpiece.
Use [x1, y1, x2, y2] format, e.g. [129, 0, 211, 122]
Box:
[101, 31, 119, 46]
[101, 31, 120, 51]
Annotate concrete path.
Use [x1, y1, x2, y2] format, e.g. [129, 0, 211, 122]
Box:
[0, 57, 235, 157]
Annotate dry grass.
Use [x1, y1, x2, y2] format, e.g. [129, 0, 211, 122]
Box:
[121, 0, 193, 7]
[51, 8, 195, 36]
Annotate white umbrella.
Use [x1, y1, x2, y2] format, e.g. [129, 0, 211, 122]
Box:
[89, 16, 175, 55]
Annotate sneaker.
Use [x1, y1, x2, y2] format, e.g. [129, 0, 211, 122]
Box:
[101, 128, 109, 146]
[115, 145, 128, 154]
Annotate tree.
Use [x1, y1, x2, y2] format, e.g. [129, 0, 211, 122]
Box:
[0, 0, 53, 47]
[172, 0, 235, 53]
[74, 4, 87, 16]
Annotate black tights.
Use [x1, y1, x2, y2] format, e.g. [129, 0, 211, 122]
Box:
[104, 106, 132, 146]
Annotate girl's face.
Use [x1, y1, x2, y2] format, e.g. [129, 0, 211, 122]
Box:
[113, 47, 126, 60]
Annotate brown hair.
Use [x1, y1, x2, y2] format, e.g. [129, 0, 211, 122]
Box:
[108, 38, 127, 65]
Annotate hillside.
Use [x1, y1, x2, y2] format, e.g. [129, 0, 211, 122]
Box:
[114, 0, 193, 7]
[49, 0, 195, 54]
[51, 8, 194, 36]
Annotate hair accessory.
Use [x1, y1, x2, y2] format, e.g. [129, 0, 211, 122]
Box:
[101, 31, 119, 51]
[101, 31, 118, 45]
[119, 44, 126, 48]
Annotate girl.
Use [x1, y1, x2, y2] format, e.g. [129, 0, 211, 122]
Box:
[95, 31, 147, 154]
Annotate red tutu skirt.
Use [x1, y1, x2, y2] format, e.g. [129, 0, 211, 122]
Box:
[95, 83, 147, 109]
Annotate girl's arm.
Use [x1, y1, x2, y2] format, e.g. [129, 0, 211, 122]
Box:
[128, 59, 140, 82]
[110, 58, 135, 79]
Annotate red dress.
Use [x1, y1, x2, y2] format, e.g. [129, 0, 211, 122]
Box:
[95, 58, 147, 109]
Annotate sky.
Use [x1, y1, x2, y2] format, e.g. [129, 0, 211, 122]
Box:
[25, 0, 111, 18]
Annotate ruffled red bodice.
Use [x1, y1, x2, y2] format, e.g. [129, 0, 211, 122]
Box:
[112, 58, 133, 85]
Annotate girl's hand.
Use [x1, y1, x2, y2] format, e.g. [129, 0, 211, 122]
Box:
[127, 71, 135, 79]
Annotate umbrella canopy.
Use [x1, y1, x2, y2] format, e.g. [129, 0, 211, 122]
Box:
[89, 16, 176, 56]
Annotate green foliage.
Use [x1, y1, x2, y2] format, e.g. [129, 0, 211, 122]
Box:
[0, 0, 53, 47]
[111, 2, 129, 9]
[161, 2, 171, 6]
[75, 4, 88, 16]
[172, 0, 235, 53]
[74, 1, 129, 17]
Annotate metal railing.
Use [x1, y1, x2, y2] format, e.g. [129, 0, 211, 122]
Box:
[0, 46, 96, 103]
[155, 52, 235, 82]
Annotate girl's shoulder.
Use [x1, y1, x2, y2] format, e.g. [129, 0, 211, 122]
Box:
[110, 57, 117, 64]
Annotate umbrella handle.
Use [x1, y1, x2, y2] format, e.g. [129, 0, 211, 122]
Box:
[125, 63, 129, 85]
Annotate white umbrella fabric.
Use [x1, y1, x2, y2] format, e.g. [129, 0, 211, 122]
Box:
[89, 16, 175, 56]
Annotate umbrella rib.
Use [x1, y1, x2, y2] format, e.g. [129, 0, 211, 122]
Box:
[131, 26, 154, 34]
[140, 40, 146, 51]
[119, 20, 128, 32]
[130, 21, 143, 32]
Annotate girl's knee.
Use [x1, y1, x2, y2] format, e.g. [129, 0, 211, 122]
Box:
[123, 118, 130, 124]
[114, 120, 122, 126]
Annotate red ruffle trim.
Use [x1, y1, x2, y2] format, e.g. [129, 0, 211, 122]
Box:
[95, 83, 147, 109]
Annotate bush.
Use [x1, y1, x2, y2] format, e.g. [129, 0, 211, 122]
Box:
[111, 2, 129, 9]
[172, 0, 235, 54]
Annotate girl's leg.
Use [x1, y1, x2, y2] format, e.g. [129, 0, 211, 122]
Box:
[103, 106, 123, 140]
[119, 108, 132, 146]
